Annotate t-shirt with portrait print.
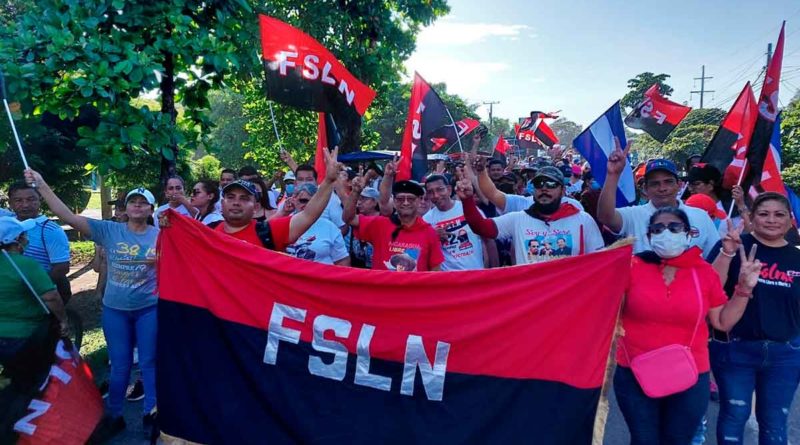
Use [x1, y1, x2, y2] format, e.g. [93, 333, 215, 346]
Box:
[355, 215, 444, 272]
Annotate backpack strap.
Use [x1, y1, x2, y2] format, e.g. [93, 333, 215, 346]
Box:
[255, 221, 275, 250]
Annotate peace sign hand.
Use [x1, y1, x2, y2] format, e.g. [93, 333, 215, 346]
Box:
[721, 219, 743, 255]
[736, 244, 761, 293]
[607, 137, 631, 176]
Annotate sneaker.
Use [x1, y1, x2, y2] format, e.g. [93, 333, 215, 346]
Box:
[126, 379, 144, 402]
[98, 381, 109, 399]
[88, 415, 126, 444]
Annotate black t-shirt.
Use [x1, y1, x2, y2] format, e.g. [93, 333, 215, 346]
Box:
[709, 234, 800, 341]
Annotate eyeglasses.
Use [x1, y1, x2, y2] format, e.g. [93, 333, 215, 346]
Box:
[648, 222, 686, 235]
[533, 179, 560, 190]
[394, 196, 418, 203]
[296, 198, 310, 204]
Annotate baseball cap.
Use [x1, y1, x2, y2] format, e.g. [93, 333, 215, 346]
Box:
[360, 187, 380, 199]
[558, 163, 573, 179]
[222, 180, 261, 200]
[686, 194, 727, 220]
[283, 171, 296, 182]
[392, 180, 425, 197]
[0, 216, 36, 245]
[125, 187, 156, 205]
[645, 159, 678, 179]
[534, 166, 565, 184]
[571, 165, 582, 176]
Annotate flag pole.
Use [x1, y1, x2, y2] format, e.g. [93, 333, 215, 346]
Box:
[0, 72, 31, 173]
[727, 159, 748, 218]
[444, 106, 465, 153]
[268, 101, 285, 152]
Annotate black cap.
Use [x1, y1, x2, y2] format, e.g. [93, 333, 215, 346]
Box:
[392, 180, 425, 197]
[222, 180, 261, 200]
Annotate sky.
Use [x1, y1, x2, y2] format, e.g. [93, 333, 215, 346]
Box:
[405, 0, 800, 129]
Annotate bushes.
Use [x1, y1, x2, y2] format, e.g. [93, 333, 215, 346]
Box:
[70, 240, 95, 265]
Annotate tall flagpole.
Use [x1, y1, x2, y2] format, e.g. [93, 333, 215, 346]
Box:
[443, 106, 465, 153]
[0, 72, 30, 171]
[268, 101, 285, 152]
[728, 159, 748, 218]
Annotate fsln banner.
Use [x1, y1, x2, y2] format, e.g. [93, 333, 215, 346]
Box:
[156, 211, 631, 445]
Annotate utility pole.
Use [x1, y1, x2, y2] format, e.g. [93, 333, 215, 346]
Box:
[690, 65, 715, 108]
[482, 101, 500, 127]
[767, 42, 773, 68]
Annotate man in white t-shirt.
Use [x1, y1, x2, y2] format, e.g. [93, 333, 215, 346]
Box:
[457, 166, 604, 265]
[597, 142, 720, 256]
[422, 174, 486, 270]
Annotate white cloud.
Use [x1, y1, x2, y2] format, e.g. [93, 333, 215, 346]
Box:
[405, 56, 512, 98]
[417, 20, 532, 46]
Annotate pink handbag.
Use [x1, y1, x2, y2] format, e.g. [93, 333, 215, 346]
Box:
[621, 269, 703, 398]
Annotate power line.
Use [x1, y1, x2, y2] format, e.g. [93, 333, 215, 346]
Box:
[690, 65, 715, 108]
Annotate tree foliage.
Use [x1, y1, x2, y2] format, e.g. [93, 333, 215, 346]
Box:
[630, 108, 725, 169]
[621, 72, 675, 110]
[549, 118, 583, 148]
[207, 89, 249, 170]
[192, 154, 222, 181]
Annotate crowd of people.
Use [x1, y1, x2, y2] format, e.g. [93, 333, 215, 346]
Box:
[0, 131, 799, 444]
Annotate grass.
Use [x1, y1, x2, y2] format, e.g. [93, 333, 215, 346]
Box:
[80, 327, 108, 384]
[86, 190, 101, 211]
[70, 240, 95, 264]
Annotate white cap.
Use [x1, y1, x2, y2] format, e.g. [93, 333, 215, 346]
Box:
[0, 216, 36, 245]
[284, 171, 296, 182]
[125, 187, 156, 205]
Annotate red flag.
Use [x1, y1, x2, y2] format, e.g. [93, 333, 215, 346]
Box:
[398, 73, 449, 181]
[744, 22, 785, 192]
[259, 15, 376, 116]
[534, 119, 559, 147]
[700, 83, 758, 188]
[429, 118, 481, 152]
[494, 134, 512, 155]
[315, 112, 340, 184]
[624, 84, 692, 142]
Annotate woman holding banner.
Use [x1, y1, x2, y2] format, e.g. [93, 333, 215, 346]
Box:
[24, 169, 159, 441]
[709, 192, 800, 445]
[615, 207, 761, 445]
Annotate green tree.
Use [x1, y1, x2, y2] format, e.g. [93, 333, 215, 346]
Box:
[629, 108, 724, 168]
[0, 0, 259, 185]
[549, 118, 583, 148]
[208, 89, 249, 169]
[192, 154, 222, 181]
[621, 72, 674, 110]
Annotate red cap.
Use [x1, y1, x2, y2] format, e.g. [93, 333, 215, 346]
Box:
[685, 194, 727, 220]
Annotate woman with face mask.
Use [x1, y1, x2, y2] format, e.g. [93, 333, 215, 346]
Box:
[709, 192, 800, 445]
[614, 207, 761, 445]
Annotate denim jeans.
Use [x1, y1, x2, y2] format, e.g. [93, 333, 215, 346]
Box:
[102, 304, 157, 417]
[710, 338, 800, 445]
[614, 366, 710, 445]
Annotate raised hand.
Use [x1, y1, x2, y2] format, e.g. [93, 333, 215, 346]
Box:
[351, 176, 365, 194]
[607, 137, 631, 176]
[721, 219, 743, 255]
[471, 132, 482, 152]
[455, 178, 474, 200]
[279, 149, 292, 164]
[24, 168, 45, 187]
[323, 146, 341, 183]
[384, 155, 398, 178]
[737, 244, 761, 292]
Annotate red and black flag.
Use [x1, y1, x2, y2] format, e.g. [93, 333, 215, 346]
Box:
[515, 123, 544, 152]
[534, 119, 559, 147]
[259, 15, 376, 116]
[314, 112, 340, 183]
[494, 133, 512, 155]
[156, 212, 632, 445]
[700, 83, 758, 188]
[624, 84, 692, 142]
[743, 22, 785, 193]
[398, 73, 449, 181]
[428, 118, 481, 152]
[517, 111, 559, 148]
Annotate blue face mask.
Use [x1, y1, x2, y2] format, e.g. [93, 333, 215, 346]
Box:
[526, 181, 534, 195]
[285, 184, 295, 195]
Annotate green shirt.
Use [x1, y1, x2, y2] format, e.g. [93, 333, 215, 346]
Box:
[0, 251, 55, 338]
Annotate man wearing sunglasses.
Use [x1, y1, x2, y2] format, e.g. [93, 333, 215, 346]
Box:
[597, 140, 720, 256]
[457, 166, 604, 264]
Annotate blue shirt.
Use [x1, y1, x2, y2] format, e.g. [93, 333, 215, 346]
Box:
[88, 219, 159, 310]
[22, 215, 70, 272]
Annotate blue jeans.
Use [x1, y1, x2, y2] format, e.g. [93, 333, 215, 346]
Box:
[614, 366, 710, 445]
[710, 338, 800, 445]
[102, 304, 157, 417]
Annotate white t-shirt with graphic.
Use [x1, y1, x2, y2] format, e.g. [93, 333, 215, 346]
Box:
[493, 210, 604, 265]
[154, 203, 194, 220]
[285, 218, 348, 265]
[423, 201, 485, 271]
[616, 200, 720, 257]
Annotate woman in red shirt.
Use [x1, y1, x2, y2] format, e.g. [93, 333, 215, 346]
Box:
[615, 207, 761, 445]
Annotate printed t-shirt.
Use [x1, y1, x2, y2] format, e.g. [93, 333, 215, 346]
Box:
[708, 234, 800, 341]
[214, 217, 291, 251]
[0, 252, 55, 338]
[616, 257, 728, 373]
[355, 215, 444, 271]
[423, 201, 484, 270]
[87, 220, 159, 310]
[493, 209, 604, 265]
[286, 218, 348, 265]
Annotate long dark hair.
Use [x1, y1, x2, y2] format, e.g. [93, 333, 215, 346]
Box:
[195, 180, 219, 220]
[251, 178, 275, 210]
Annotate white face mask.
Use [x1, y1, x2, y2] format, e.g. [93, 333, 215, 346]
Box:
[650, 231, 690, 258]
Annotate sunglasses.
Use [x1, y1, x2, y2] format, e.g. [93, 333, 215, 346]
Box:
[296, 198, 310, 205]
[648, 222, 687, 235]
[533, 179, 560, 190]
